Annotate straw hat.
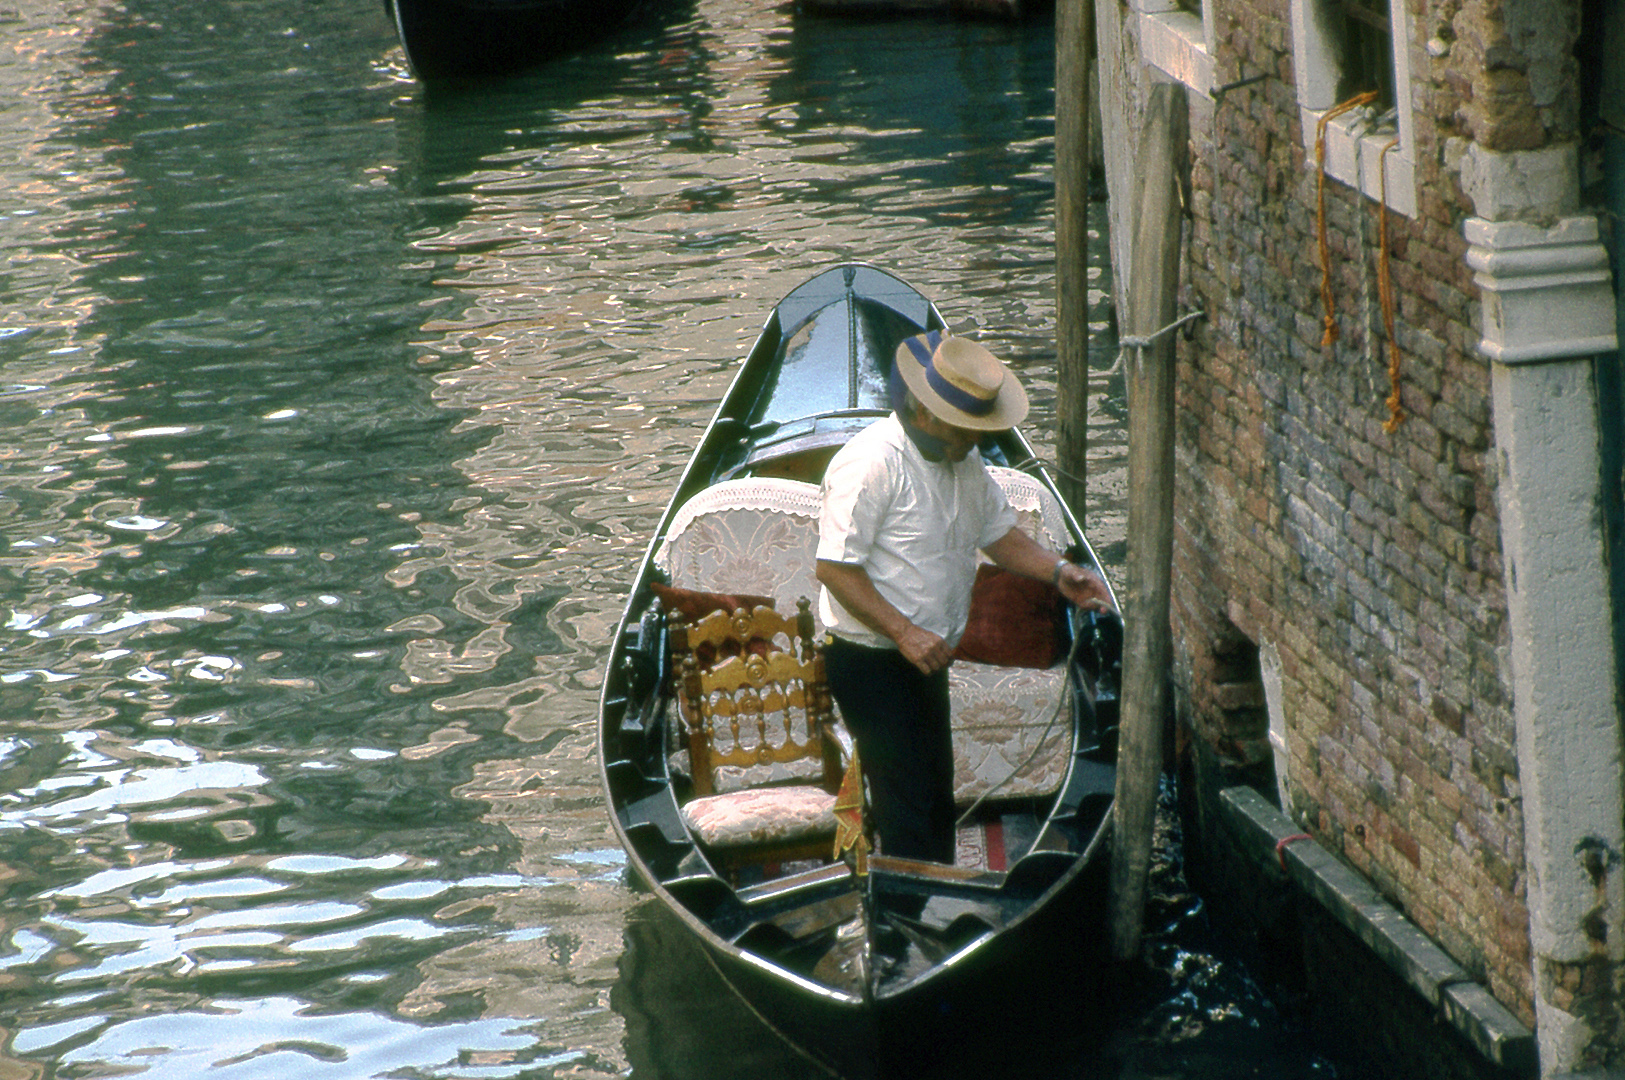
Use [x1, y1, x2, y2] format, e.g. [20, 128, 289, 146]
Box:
[894, 330, 1028, 431]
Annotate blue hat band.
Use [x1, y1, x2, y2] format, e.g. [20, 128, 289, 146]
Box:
[902, 333, 999, 418]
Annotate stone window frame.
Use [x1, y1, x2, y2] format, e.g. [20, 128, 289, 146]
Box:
[1289, 0, 1419, 218]
[1131, 0, 1217, 98]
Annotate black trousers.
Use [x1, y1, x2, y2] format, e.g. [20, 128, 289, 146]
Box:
[823, 636, 955, 864]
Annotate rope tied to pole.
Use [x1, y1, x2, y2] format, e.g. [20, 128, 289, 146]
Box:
[1375, 136, 1405, 433]
[1314, 91, 1380, 346]
[1117, 309, 1206, 350]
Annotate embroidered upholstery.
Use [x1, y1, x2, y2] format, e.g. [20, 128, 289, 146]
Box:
[660, 470, 1075, 811]
[681, 787, 837, 848]
[949, 665, 1071, 802]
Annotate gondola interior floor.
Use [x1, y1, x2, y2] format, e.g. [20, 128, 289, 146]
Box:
[954, 812, 1040, 872]
[731, 810, 1039, 885]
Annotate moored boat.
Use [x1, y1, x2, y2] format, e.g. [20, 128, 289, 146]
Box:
[384, 0, 653, 80]
[598, 264, 1122, 1077]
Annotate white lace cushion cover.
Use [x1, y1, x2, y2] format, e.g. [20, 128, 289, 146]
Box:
[950, 664, 1070, 803]
[679, 786, 837, 848]
[656, 478, 824, 620]
[984, 466, 1069, 550]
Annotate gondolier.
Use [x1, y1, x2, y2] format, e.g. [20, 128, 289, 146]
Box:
[816, 330, 1114, 863]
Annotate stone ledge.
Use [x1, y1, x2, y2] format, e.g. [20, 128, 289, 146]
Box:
[1443, 982, 1539, 1075]
[1219, 785, 1537, 1073]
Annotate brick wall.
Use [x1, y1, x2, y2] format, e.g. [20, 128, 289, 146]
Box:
[1169, 0, 1539, 1024]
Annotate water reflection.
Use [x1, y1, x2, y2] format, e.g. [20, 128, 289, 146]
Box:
[616, 900, 835, 1080]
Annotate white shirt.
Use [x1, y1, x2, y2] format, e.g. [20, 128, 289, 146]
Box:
[817, 414, 1017, 649]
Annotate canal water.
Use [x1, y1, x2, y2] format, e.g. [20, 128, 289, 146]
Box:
[0, 2, 1365, 1077]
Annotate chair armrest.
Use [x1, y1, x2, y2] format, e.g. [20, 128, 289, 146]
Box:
[823, 715, 856, 764]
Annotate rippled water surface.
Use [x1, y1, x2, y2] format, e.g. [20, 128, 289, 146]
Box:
[0, 2, 1359, 1077]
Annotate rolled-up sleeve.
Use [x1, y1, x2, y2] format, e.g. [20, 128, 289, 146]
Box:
[818, 452, 888, 565]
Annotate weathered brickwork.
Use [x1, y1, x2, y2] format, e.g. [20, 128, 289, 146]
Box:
[1169, 0, 1542, 1026]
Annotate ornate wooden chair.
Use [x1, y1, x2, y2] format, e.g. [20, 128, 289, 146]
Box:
[669, 597, 845, 883]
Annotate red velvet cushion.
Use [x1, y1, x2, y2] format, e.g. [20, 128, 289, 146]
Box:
[952, 565, 1064, 669]
[649, 582, 776, 622]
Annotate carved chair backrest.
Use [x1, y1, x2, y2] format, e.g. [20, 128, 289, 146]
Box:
[669, 598, 839, 798]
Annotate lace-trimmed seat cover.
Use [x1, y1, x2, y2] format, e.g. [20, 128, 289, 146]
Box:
[657, 480, 828, 793]
[657, 471, 1074, 806]
[950, 467, 1074, 803]
[657, 478, 825, 618]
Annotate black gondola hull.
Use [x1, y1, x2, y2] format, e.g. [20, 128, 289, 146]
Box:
[709, 853, 1113, 1078]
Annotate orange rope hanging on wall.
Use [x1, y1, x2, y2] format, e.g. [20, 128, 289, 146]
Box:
[1376, 137, 1405, 432]
[1314, 91, 1380, 346]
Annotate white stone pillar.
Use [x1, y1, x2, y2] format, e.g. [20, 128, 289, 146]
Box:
[1468, 208, 1623, 1077]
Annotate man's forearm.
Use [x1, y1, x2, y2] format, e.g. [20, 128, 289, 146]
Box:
[983, 527, 1116, 613]
[814, 560, 912, 643]
[982, 526, 1063, 581]
[815, 559, 955, 674]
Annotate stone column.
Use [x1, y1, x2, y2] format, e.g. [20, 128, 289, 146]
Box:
[1465, 146, 1624, 1077]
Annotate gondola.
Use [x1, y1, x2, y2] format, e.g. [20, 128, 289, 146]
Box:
[384, 0, 652, 80]
[598, 264, 1122, 1078]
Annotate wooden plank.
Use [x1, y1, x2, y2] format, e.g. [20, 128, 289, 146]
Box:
[1107, 81, 1188, 962]
[736, 861, 855, 907]
[869, 854, 999, 884]
[1054, 0, 1094, 518]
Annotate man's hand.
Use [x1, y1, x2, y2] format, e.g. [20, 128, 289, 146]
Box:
[1055, 561, 1115, 614]
[896, 623, 954, 676]
[817, 559, 953, 674]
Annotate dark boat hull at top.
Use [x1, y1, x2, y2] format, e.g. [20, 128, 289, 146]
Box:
[598, 265, 1123, 1078]
[384, 0, 651, 80]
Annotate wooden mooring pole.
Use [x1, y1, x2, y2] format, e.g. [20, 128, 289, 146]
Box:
[1054, 0, 1093, 518]
[1107, 81, 1188, 963]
